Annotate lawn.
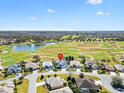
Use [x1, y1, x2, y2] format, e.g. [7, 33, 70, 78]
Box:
[100, 86, 112, 93]
[37, 86, 48, 93]
[0, 74, 15, 80]
[36, 74, 100, 82]
[16, 79, 29, 93]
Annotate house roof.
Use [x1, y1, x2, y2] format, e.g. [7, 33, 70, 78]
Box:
[0, 83, 14, 93]
[49, 87, 73, 93]
[104, 64, 115, 71]
[56, 60, 68, 67]
[26, 62, 39, 69]
[92, 64, 99, 69]
[70, 60, 81, 66]
[85, 61, 95, 66]
[76, 78, 98, 89]
[114, 64, 124, 72]
[42, 61, 53, 67]
[6, 81, 15, 88]
[7, 64, 21, 74]
[46, 77, 65, 89]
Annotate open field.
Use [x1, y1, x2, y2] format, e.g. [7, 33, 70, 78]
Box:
[0, 41, 124, 66]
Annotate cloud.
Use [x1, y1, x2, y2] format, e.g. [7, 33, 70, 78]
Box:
[30, 16, 37, 21]
[47, 9, 55, 13]
[96, 11, 111, 16]
[88, 0, 103, 5]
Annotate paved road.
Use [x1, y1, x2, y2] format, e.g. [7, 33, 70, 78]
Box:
[26, 71, 38, 93]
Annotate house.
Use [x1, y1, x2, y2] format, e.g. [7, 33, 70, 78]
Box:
[70, 60, 81, 68]
[120, 58, 124, 62]
[7, 81, 15, 88]
[92, 64, 99, 70]
[114, 64, 124, 72]
[85, 61, 95, 66]
[25, 62, 39, 70]
[104, 64, 115, 72]
[42, 61, 53, 70]
[0, 84, 14, 93]
[49, 87, 73, 93]
[56, 60, 68, 69]
[120, 56, 124, 62]
[84, 62, 95, 70]
[75, 78, 99, 93]
[7, 64, 22, 75]
[0, 60, 3, 71]
[14, 73, 23, 80]
[45, 77, 66, 90]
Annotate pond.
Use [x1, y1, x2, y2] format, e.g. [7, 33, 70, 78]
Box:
[12, 43, 57, 52]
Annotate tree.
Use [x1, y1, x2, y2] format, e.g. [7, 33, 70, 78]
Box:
[78, 55, 86, 64]
[2, 68, 8, 78]
[13, 79, 17, 93]
[67, 76, 71, 81]
[40, 74, 44, 80]
[71, 77, 76, 84]
[48, 75, 50, 78]
[111, 76, 124, 88]
[65, 56, 74, 61]
[79, 73, 84, 79]
[32, 55, 40, 62]
[54, 74, 57, 77]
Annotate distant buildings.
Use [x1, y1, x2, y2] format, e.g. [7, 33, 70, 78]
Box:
[0, 38, 16, 45]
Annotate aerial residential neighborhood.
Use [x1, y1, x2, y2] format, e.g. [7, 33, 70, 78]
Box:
[0, 0, 124, 93]
[0, 32, 124, 93]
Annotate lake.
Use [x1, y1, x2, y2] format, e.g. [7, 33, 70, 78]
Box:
[12, 43, 57, 52]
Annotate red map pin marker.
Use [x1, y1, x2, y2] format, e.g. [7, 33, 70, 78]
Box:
[58, 53, 63, 61]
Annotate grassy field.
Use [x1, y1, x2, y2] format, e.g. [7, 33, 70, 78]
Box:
[16, 79, 29, 93]
[0, 41, 124, 66]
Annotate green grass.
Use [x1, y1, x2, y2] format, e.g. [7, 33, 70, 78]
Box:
[0, 74, 15, 80]
[36, 74, 100, 82]
[37, 86, 48, 93]
[1, 52, 31, 66]
[100, 87, 112, 93]
[1, 41, 124, 66]
[100, 42, 112, 48]
[16, 79, 29, 93]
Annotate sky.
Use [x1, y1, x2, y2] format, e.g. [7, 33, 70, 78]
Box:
[0, 0, 124, 31]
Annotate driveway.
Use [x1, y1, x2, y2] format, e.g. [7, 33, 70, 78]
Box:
[110, 72, 116, 76]
[119, 72, 124, 76]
